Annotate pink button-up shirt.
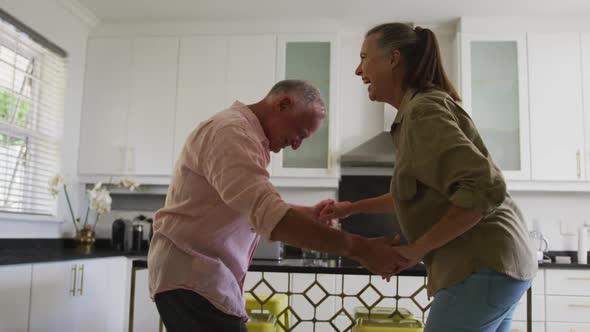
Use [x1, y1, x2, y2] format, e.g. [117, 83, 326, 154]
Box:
[147, 101, 291, 319]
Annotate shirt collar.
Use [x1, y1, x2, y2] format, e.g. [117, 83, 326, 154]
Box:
[390, 88, 418, 133]
[231, 101, 269, 145]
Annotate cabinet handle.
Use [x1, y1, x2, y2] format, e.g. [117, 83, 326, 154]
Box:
[70, 264, 77, 296]
[568, 304, 590, 308]
[568, 277, 590, 281]
[327, 149, 333, 174]
[127, 147, 135, 172]
[577, 149, 582, 179]
[117, 145, 125, 172]
[78, 264, 84, 296]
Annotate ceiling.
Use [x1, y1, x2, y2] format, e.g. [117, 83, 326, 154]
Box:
[77, 0, 590, 25]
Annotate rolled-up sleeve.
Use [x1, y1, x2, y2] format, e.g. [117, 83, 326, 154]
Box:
[404, 100, 506, 213]
[201, 125, 290, 239]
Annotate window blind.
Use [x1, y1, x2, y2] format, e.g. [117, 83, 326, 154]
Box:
[0, 14, 66, 216]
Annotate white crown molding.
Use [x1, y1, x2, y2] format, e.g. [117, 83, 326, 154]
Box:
[57, 0, 100, 28]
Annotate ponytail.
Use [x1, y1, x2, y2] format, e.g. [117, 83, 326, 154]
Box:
[366, 23, 461, 102]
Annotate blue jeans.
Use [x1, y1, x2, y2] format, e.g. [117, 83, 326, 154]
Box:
[425, 268, 531, 332]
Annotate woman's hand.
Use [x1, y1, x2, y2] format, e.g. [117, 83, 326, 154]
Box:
[392, 244, 429, 274]
[311, 199, 337, 226]
[319, 201, 353, 223]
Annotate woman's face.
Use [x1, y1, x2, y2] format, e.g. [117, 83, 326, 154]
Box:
[355, 33, 400, 103]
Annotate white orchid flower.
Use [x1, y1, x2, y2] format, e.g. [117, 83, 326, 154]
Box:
[48, 175, 64, 197]
[87, 187, 112, 215]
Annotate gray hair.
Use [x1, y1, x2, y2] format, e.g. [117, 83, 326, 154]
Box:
[267, 80, 324, 108]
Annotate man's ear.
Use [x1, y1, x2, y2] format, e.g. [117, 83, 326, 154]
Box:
[278, 96, 293, 111]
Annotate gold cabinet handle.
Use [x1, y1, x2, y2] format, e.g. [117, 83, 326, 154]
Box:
[568, 277, 590, 281]
[70, 264, 77, 296]
[78, 264, 85, 296]
[117, 145, 125, 173]
[577, 149, 582, 179]
[127, 147, 135, 172]
[568, 304, 590, 308]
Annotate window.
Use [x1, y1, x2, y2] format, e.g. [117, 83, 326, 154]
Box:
[0, 14, 66, 216]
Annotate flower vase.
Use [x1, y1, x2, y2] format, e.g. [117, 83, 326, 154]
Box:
[76, 225, 96, 253]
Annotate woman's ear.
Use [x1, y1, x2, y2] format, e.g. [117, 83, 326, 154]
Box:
[390, 49, 401, 69]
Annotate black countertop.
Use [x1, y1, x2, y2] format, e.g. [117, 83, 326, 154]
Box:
[1, 239, 589, 271]
[131, 256, 429, 276]
[0, 239, 148, 266]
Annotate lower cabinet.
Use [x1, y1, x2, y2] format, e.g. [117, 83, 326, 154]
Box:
[29, 257, 129, 332]
[131, 268, 164, 332]
[0, 264, 32, 332]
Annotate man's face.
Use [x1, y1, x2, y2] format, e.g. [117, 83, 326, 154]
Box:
[267, 98, 324, 153]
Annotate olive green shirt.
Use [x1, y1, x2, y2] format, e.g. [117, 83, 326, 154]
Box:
[390, 89, 537, 297]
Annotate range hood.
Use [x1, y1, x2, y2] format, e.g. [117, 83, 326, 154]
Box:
[340, 103, 397, 168]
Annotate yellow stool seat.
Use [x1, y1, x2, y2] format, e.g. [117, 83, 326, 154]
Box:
[353, 318, 424, 332]
[354, 307, 414, 320]
[246, 313, 277, 332]
[245, 293, 289, 331]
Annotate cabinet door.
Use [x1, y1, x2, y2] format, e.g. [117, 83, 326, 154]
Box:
[127, 37, 179, 176]
[79, 38, 131, 175]
[459, 33, 530, 180]
[226, 35, 276, 105]
[132, 268, 162, 332]
[174, 36, 228, 159]
[0, 264, 32, 332]
[272, 35, 338, 178]
[29, 261, 78, 331]
[582, 33, 590, 180]
[74, 258, 129, 332]
[528, 33, 585, 181]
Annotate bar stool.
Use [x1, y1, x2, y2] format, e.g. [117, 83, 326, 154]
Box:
[353, 318, 424, 332]
[245, 312, 277, 332]
[354, 306, 414, 320]
[245, 293, 289, 331]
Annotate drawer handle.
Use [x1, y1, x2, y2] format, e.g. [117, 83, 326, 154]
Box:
[567, 277, 590, 281]
[568, 304, 590, 308]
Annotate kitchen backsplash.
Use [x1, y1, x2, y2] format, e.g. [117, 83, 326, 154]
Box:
[96, 188, 590, 252]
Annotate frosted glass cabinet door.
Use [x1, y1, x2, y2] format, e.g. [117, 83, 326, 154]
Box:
[273, 35, 338, 178]
[460, 34, 530, 180]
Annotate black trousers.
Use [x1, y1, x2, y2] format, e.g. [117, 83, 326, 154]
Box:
[155, 289, 247, 332]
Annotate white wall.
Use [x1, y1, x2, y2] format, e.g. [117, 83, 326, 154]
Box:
[0, 0, 92, 237]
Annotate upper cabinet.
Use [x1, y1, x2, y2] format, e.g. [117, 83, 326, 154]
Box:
[173, 35, 276, 161]
[79, 38, 131, 175]
[271, 34, 339, 181]
[582, 33, 590, 181]
[79, 37, 179, 177]
[459, 33, 531, 180]
[528, 33, 586, 181]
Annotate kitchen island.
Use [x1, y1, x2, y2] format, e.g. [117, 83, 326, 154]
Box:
[130, 257, 533, 332]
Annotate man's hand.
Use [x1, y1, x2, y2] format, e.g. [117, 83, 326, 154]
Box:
[351, 235, 407, 278]
[319, 201, 353, 222]
[311, 199, 337, 226]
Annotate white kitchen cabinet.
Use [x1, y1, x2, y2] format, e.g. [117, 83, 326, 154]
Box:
[545, 269, 590, 328]
[127, 37, 179, 176]
[458, 33, 531, 180]
[79, 38, 131, 175]
[546, 322, 590, 332]
[172, 34, 276, 169]
[528, 33, 586, 181]
[79, 37, 179, 177]
[582, 33, 590, 181]
[131, 268, 162, 332]
[226, 35, 277, 106]
[0, 264, 32, 332]
[173, 36, 229, 159]
[272, 34, 339, 183]
[29, 257, 128, 332]
[510, 321, 545, 332]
